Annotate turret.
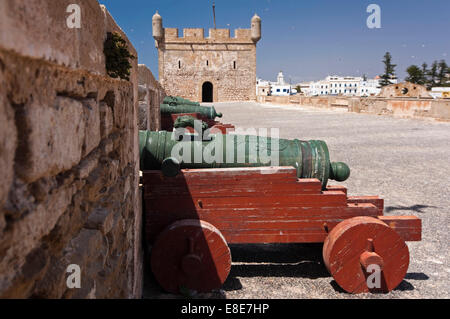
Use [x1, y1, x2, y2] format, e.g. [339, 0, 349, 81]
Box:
[251, 14, 261, 43]
[152, 11, 163, 42]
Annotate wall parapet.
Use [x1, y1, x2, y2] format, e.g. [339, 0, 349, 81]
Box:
[0, 0, 162, 299]
[138, 64, 166, 131]
[257, 95, 450, 121]
[163, 28, 253, 44]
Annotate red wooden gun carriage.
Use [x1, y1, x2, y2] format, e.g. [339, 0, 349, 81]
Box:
[142, 166, 421, 294]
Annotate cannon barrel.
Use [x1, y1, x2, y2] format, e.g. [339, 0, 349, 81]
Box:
[163, 96, 200, 106]
[139, 131, 350, 189]
[160, 104, 223, 119]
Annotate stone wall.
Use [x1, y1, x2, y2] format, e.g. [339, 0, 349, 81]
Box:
[137, 65, 165, 131]
[379, 82, 431, 98]
[155, 19, 259, 103]
[0, 0, 162, 298]
[257, 95, 450, 121]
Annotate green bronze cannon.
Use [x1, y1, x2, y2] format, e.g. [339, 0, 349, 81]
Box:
[160, 104, 223, 120]
[139, 130, 350, 189]
[163, 96, 200, 106]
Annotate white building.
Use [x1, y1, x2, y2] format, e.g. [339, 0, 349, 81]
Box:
[257, 71, 294, 96]
[359, 77, 383, 97]
[429, 87, 450, 99]
[301, 75, 389, 97]
[256, 78, 271, 96]
[270, 71, 293, 96]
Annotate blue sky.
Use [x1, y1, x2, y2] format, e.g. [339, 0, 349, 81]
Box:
[100, 0, 450, 83]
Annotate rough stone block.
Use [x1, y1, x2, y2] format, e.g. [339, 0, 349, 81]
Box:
[138, 101, 149, 130]
[0, 212, 6, 239]
[99, 101, 114, 138]
[0, 182, 77, 295]
[76, 152, 100, 180]
[16, 97, 85, 183]
[61, 228, 106, 299]
[82, 98, 101, 157]
[32, 256, 67, 299]
[0, 70, 17, 208]
[85, 207, 114, 235]
[0, 0, 107, 74]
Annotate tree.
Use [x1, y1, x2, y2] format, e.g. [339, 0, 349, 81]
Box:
[380, 52, 397, 87]
[362, 74, 368, 81]
[405, 65, 425, 84]
[429, 61, 439, 86]
[295, 85, 302, 93]
[438, 60, 449, 85]
[421, 62, 428, 74]
[421, 63, 429, 86]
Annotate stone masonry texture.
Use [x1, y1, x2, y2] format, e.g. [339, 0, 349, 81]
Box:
[138, 65, 165, 131]
[0, 0, 164, 298]
[155, 22, 259, 102]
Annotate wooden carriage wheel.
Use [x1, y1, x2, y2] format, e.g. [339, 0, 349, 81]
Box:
[151, 219, 231, 294]
[323, 216, 410, 294]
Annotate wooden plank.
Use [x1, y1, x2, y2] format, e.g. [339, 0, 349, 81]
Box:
[145, 191, 348, 213]
[326, 185, 347, 195]
[144, 177, 323, 197]
[224, 232, 329, 244]
[145, 203, 380, 244]
[145, 203, 380, 222]
[348, 196, 384, 216]
[143, 167, 301, 186]
[377, 216, 422, 242]
[145, 182, 323, 197]
[145, 203, 379, 221]
[143, 168, 325, 198]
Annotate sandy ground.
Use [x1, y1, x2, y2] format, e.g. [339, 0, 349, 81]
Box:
[144, 102, 450, 299]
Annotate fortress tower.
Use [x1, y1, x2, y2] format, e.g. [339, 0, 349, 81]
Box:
[153, 12, 261, 102]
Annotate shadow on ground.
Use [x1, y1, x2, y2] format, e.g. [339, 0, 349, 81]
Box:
[385, 204, 437, 214]
[224, 243, 328, 292]
[144, 243, 328, 298]
[143, 243, 429, 298]
[329, 272, 429, 294]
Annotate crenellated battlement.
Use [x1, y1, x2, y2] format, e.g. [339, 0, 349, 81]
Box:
[163, 28, 253, 43]
[153, 12, 260, 102]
